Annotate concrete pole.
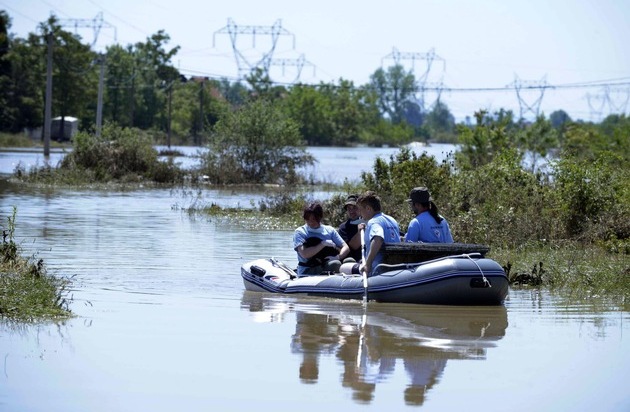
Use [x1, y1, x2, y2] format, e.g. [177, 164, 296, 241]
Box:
[96, 54, 105, 137]
[43, 33, 53, 157]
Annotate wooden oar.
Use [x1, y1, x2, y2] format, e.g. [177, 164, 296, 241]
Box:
[360, 227, 368, 304]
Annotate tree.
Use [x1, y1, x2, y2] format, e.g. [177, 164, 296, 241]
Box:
[0, 10, 14, 131]
[424, 100, 455, 138]
[516, 115, 558, 172]
[369, 64, 417, 124]
[132, 30, 180, 130]
[202, 99, 314, 184]
[549, 109, 571, 129]
[103, 44, 136, 127]
[37, 17, 98, 133]
[283, 82, 335, 145]
[456, 110, 513, 170]
[245, 67, 286, 101]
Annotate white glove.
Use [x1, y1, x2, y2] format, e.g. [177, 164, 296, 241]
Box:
[322, 239, 336, 248]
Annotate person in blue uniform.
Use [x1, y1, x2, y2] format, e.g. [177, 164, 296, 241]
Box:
[356, 191, 400, 277]
[404, 187, 454, 243]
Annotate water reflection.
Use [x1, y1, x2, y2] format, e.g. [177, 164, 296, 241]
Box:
[241, 292, 508, 405]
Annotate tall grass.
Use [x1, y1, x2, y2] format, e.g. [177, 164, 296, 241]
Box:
[1, 207, 72, 321]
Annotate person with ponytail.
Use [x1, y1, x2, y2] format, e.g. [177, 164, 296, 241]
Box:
[404, 187, 454, 243]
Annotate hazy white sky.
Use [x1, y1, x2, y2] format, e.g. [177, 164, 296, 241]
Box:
[3, 0, 629, 121]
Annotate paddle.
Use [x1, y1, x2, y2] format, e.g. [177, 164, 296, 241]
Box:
[356, 227, 368, 373]
[360, 227, 368, 304]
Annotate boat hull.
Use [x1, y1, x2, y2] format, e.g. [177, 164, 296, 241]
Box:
[241, 254, 509, 305]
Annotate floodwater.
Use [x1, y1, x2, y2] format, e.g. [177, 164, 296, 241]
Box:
[0, 146, 628, 411]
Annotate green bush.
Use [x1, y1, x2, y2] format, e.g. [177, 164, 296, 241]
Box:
[199, 99, 314, 185]
[360, 147, 452, 223]
[15, 123, 184, 184]
[552, 151, 630, 241]
[448, 149, 559, 247]
[60, 123, 182, 183]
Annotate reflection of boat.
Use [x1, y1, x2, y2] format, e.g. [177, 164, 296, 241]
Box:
[241, 293, 508, 405]
[241, 252, 509, 305]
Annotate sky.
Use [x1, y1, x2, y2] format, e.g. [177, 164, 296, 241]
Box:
[2, 0, 630, 122]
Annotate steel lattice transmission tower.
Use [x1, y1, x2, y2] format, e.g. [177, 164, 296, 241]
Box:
[603, 86, 630, 115]
[381, 47, 446, 112]
[585, 92, 607, 122]
[58, 12, 117, 47]
[269, 54, 316, 83]
[213, 18, 295, 80]
[585, 86, 630, 122]
[508, 75, 551, 121]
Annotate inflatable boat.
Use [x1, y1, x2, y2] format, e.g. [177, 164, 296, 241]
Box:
[241, 244, 509, 305]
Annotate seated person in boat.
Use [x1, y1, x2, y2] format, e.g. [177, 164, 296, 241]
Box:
[337, 194, 364, 263]
[404, 187, 454, 243]
[293, 202, 350, 277]
[356, 191, 401, 277]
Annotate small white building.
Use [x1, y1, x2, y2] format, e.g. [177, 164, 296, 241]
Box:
[51, 116, 79, 141]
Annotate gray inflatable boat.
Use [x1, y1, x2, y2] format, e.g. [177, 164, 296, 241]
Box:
[241, 249, 508, 305]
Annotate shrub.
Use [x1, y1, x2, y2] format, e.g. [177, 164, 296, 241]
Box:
[199, 99, 315, 185]
[360, 147, 452, 223]
[60, 123, 182, 183]
[552, 151, 630, 241]
[448, 149, 558, 247]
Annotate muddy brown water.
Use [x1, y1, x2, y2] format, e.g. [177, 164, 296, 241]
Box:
[0, 147, 627, 411]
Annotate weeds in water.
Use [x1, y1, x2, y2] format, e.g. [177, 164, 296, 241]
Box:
[491, 241, 629, 299]
[0, 207, 73, 321]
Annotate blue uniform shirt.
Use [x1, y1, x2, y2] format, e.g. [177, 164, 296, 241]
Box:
[364, 212, 400, 274]
[405, 211, 454, 243]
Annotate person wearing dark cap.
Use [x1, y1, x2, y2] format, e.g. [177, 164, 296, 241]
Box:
[404, 187, 454, 243]
[337, 194, 364, 262]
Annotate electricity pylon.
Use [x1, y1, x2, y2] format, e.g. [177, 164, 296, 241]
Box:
[381, 47, 446, 112]
[269, 54, 316, 83]
[58, 12, 117, 47]
[508, 75, 551, 121]
[213, 18, 295, 80]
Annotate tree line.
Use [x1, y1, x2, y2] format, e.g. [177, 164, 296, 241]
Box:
[1, 11, 581, 149]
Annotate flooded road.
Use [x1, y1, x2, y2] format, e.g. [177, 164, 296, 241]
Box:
[0, 147, 628, 411]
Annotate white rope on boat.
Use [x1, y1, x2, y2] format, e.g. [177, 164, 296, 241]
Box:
[463, 254, 491, 287]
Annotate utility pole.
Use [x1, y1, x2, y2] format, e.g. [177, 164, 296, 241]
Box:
[198, 78, 204, 146]
[58, 13, 116, 135]
[167, 83, 173, 149]
[43, 33, 53, 157]
[95, 54, 105, 137]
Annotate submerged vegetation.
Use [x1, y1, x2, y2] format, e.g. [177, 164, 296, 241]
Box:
[0, 208, 72, 321]
[14, 123, 185, 186]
